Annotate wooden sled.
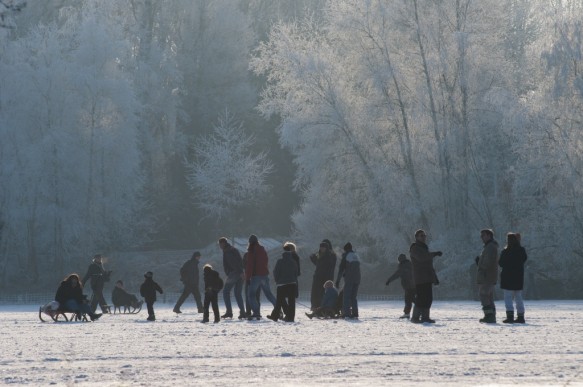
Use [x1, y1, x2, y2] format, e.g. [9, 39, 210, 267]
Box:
[39, 302, 89, 322]
[112, 300, 143, 314]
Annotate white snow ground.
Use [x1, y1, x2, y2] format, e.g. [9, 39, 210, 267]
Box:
[1, 300, 582, 386]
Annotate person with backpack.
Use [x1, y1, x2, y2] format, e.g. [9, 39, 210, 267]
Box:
[201, 264, 224, 323]
[173, 251, 203, 314]
[385, 253, 416, 319]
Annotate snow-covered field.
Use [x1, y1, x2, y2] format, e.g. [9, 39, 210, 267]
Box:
[1, 300, 582, 386]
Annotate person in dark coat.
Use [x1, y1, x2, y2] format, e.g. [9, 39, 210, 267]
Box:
[336, 242, 361, 319]
[219, 237, 246, 319]
[305, 280, 339, 319]
[499, 232, 528, 323]
[267, 244, 299, 322]
[201, 264, 224, 323]
[55, 273, 102, 321]
[410, 229, 442, 323]
[173, 251, 203, 314]
[140, 271, 163, 321]
[111, 280, 142, 313]
[309, 240, 337, 310]
[476, 228, 499, 323]
[386, 253, 416, 319]
[82, 254, 112, 314]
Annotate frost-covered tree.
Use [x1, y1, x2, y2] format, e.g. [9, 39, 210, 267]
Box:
[0, 0, 148, 288]
[184, 109, 273, 234]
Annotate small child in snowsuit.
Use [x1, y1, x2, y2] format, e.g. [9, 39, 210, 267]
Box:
[202, 264, 224, 323]
[140, 271, 163, 321]
[305, 280, 339, 319]
[386, 254, 416, 319]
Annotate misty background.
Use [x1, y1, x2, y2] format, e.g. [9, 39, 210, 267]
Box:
[0, 0, 581, 298]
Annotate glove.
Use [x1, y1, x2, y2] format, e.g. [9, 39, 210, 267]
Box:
[435, 251, 443, 257]
[475, 256, 480, 265]
[385, 280, 390, 286]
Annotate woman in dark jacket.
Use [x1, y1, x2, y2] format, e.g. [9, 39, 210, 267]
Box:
[499, 232, 528, 323]
[55, 274, 102, 321]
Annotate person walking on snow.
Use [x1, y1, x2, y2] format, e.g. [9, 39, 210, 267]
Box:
[246, 234, 277, 320]
[267, 243, 299, 322]
[140, 271, 163, 321]
[82, 254, 111, 314]
[386, 253, 416, 319]
[173, 251, 203, 314]
[218, 237, 246, 319]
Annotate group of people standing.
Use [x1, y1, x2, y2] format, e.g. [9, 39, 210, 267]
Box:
[386, 228, 528, 324]
[171, 236, 361, 323]
[54, 228, 527, 325]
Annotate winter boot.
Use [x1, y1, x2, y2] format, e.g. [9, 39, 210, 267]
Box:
[420, 308, 436, 323]
[515, 313, 525, 323]
[479, 306, 496, 323]
[173, 307, 182, 314]
[221, 312, 233, 319]
[305, 312, 314, 319]
[201, 310, 209, 323]
[399, 313, 410, 319]
[410, 306, 422, 323]
[503, 311, 514, 324]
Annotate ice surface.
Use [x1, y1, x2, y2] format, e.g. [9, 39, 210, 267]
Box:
[1, 300, 582, 386]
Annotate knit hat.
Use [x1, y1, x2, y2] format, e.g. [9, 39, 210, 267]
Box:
[343, 242, 353, 252]
[249, 234, 258, 244]
[144, 271, 153, 278]
[322, 239, 332, 249]
[192, 251, 201, 259]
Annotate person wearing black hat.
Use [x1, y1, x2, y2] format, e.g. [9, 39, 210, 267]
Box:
[173, 251, 203, 314]
[335, 242, 361, 318]
[82, 254, 112, 314]
[309, 240, 337, 310]
[140, 271, 163, 321]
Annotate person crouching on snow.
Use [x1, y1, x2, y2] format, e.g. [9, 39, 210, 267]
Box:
[385, 254, 416, 319]
[305, 280, 339, 319]
[202, 264, 224, 323]
[140, 271, 163, 321]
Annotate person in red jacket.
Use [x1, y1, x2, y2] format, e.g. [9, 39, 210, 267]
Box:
[246, 234, 277, 320]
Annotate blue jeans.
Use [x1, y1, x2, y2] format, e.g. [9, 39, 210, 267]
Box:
[222, 276, 245, 315]
[64, 299, 92, 315]
[342, 282, 359, 317]
[504, 289, 525, 314]
[249, 276, 277, 317]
